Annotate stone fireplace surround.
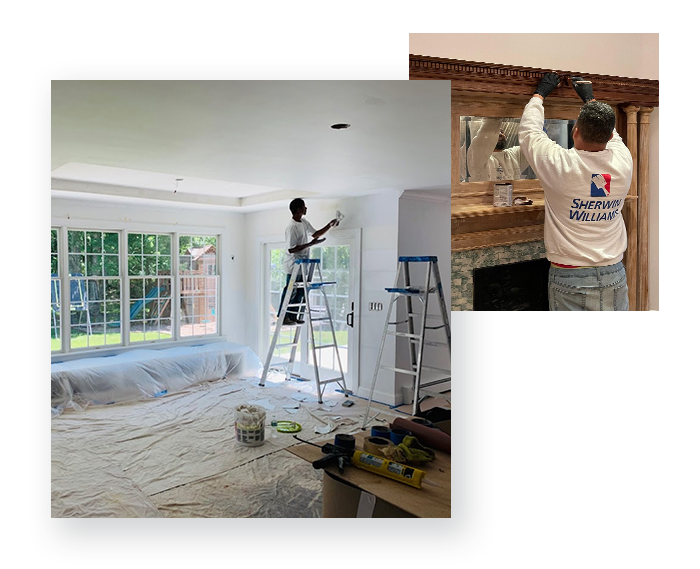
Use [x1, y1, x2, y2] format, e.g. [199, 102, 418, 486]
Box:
[452, 240, 546, 310]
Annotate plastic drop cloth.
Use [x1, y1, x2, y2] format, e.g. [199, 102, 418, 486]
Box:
[51, 441, 161, 518]
[51, 369, 402, 518]
[51, 342, 262, 415]
[151, 450, 324, 518]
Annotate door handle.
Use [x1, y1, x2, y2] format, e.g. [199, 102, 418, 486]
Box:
[346, 302, 354, 328]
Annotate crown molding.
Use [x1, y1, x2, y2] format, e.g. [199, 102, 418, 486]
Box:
[409, 54, 659, 107]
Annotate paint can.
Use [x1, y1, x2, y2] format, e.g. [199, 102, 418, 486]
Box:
[234, 404, 266, 447]
[493, 183, 513, 207]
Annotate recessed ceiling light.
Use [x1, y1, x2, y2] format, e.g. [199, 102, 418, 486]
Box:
[330, 123, 351, 130]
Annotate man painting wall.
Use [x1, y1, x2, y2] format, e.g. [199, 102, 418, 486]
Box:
[278, 198, 339, 325]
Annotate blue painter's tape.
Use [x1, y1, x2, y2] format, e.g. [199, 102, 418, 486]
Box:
[371, 425, 391, 439]
[295, 258, 320, 264]
[390, 428, 412, 445]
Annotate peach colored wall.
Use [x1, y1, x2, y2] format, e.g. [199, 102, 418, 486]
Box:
[410, 33, 660, 309]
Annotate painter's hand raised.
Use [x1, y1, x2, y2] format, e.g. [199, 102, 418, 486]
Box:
[571, 77, 595, 103]
[534, 72, 560, 99]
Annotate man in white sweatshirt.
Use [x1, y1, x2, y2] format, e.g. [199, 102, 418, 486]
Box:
[518, 73, 633, 311]
[278, 198, 339, 325]
[467, 118, 530, 181]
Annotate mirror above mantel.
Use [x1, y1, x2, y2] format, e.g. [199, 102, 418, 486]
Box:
[409, 54, 659, 310]
[460, 116, 576, 182]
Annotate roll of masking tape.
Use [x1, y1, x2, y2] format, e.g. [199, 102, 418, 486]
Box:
[334, 433, 356, 451]
[370, 425, 391, 439]
[363, 436, 393, 455]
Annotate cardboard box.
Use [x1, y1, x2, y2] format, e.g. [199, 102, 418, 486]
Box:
[434, 420, 451, 436]
[322, 472, 415, 518]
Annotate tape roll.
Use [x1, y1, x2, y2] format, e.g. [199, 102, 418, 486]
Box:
[334, 433, 356, 451]
[370, 425, 391, 439]
[363, 436, 392, 455]
[392, 417, 451, 454]
[410, 417, 435, 428]
[390, 428, 412, 445]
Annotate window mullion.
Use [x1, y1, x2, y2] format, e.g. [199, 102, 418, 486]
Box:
[59, 226, 70, 353]
[215, 237, 221, 337]
[121, 229, 129, 347]
[173, 231, 180, 341]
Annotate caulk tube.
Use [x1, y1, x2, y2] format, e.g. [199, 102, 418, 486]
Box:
[350, 450, 426, 489]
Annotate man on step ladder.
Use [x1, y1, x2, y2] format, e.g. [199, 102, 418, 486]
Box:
[278, 198, 339, 326]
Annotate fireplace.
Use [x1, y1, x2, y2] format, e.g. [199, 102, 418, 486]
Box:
[452, 240, 547, 310]
[473, 258, 549, 310]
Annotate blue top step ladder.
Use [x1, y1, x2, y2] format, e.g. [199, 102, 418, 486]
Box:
[259, 259, 350, 405]
[362, 256, 451, 428]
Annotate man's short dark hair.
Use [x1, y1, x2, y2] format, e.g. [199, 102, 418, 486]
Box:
[289, 198, 305, 214]
[576, 101, 616, 144]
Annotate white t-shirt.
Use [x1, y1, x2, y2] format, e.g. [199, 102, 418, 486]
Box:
[467, 118, 530, 181]
[284, 217, 317, 274]
[518, 97, 633, 266]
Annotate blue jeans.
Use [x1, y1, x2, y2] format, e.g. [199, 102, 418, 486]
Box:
[548, 261, 629, 311]
[277, 272, 305, 320]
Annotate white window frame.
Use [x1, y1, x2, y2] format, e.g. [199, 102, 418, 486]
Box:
[126, 231, 176, 346]
[51, 218, 223, 361]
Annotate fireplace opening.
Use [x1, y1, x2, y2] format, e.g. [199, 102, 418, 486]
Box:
[473, 258, 550, 311]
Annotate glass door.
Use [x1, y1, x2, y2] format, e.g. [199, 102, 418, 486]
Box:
[264, 229, 360, 392]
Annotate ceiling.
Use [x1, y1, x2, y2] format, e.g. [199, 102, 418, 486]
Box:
[51, 80, 451, 212]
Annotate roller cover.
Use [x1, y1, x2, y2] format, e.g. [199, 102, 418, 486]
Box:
[391, 417, 451, 454]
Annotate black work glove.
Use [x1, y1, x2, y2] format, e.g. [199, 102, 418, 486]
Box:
[571, 77, 595, 103]
[534, 72, 560, 99]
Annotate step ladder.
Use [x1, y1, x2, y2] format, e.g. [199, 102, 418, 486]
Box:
[260, 258, 350, 404]
[362, 256, 451, 428]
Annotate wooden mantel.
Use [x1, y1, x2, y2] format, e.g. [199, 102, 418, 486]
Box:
[410, 54, 659, 311]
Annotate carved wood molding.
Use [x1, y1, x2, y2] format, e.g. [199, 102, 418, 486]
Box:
[410, 54, 659, 106]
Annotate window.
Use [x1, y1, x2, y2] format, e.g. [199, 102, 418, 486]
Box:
[67, 229, 122, 349]
[51, 229, 61, 351]
[268, 246, 298, 362]
[179, 235, 218, 337]
[308, 244, 350, 371]
[128, 233, 173, 343]
[51, 227, 221, 354]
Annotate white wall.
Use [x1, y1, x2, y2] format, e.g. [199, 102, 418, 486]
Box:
[51, 198, 248, 346]
[242, 191, 401, 404]
[410, 33, 660, 310]
[396, 190, 451, 403]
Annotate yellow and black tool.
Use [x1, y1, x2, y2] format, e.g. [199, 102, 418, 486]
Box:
[350, 449, 426, 489]
[295, 435, 428, 489]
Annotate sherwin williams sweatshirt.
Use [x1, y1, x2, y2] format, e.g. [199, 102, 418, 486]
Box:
[518, 97, 633, 266]
[467, 117, 530, 181]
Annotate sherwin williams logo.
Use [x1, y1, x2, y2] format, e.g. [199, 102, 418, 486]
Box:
[591, 174, 611, 197]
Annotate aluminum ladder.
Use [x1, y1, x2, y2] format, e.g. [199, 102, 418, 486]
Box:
[260, 258, 349, 404]
[362, 256, 451, 428]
